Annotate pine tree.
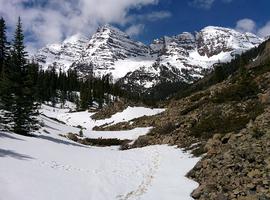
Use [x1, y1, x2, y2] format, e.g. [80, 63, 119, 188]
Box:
[0, 61, 14, 129]
[0, 17, 11, 129]
[11, 17, 39, 135]
[0, 17, 9, 73]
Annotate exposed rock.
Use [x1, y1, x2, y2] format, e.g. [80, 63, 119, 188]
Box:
[191, 185, 205, 198]
[258, 90, 270, 104]
[188, 107, 270, 199]
[91, 99, 127, 120]
[67, 132, 78, 142]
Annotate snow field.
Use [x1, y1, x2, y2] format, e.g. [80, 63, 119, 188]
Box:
[40, 104, 165, 141]
[0, 105, 200, 200]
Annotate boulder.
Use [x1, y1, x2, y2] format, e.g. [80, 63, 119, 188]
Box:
[258, 91, 270, 104]
[67, 133, 78, 142]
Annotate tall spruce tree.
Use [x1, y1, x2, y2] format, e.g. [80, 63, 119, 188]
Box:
[0, 59, 14, 129]
[0, 17, 9, 73]
[0, 17, 11, 129]
[11, 17, 38, 135]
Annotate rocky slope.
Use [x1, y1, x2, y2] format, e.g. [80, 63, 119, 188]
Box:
[34, 25, 263, 93]
[94, 39, 270, 199]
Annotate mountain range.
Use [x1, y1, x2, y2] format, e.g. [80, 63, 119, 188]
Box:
[34, 24, 264, 93]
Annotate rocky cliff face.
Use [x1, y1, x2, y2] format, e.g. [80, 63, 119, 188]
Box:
[35, 34, 88, 72]
[34, 25, 263, 93]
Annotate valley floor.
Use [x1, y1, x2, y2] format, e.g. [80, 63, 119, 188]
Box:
[0, 104, 199, 200]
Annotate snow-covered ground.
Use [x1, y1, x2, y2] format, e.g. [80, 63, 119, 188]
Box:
[40, 104, 165, 131]
[0, 104, 200, 200]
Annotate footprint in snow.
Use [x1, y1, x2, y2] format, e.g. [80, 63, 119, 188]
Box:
[38, 160, 93, 174]
[117, 150, 161, 200]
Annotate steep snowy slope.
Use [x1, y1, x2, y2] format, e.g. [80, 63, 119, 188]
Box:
[34, 25, 263, 92]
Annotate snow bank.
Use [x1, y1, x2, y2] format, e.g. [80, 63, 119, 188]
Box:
[38, 114, 150, 142]
[95, 106, 165, 127]
[41, 105, 165, 131]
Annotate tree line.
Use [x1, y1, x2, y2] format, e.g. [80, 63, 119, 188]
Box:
[37, 67, 122, 110]
[0, 17, 123, 135]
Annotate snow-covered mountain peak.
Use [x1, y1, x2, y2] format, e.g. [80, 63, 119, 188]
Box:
[34, 24, 264, 92]
[75, 24, 150, 76]
[198, 25, 263, 45]
[97, 24, 130, 38]
[201, 25, 233, 32]
[196, 26, 263, 57]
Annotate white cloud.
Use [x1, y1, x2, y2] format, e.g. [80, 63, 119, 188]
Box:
[258, 21, 270, 38]
[143, 11, 171, 21]
[190, 0, 233, 9]
[190, 0, 215, 9]
[235, 18, 270, 38]
[0, 0, 160, 51]
[128, 10, 171, 24]
[235, 18, 256, 33]
[125, 24, 145, 36]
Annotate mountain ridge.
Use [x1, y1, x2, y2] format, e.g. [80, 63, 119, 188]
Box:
[34, 25, 264, 92]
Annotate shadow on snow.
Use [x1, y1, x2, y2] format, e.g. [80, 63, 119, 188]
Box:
[38, 135, 87, 148]
[0, 132, 25, 141]
[0, 148, 34, 160]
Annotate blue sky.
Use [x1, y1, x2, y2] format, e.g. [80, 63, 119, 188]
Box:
[128, 0, 270, 43]
[0, 0, 270, 52]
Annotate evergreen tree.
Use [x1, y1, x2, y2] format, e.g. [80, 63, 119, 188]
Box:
[0, 60, 14, 129]
[0, 17, 9, 73]
[10, 17, 39, 135]
[0, 17, 11, 129]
